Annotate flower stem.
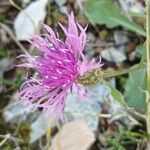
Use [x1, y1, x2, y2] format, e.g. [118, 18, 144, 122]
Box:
[103, 63, 144, 79]
[146, 0, 150, 148]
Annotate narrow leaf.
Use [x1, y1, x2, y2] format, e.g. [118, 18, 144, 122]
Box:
[105, 81, 126, 107]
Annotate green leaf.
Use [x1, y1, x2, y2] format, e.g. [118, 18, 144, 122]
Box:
[127, 12, 145, 18]
[124, 68, 146, 111]
[105, 81, 126, 107]
[136, 45, 146, 63]
[84, 0, 146, 36]
[0, 47, 7, 59]
[0, 74, 22, 88]
[0, 13, 6, 22]
[106, 136, 126, 150]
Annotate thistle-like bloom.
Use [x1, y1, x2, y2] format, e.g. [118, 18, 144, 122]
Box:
[19, 12, 102, 118]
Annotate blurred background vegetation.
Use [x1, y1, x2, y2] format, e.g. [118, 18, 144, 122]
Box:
[0, 0, 148, 149]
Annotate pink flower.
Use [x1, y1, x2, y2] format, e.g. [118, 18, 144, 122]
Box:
[18, 12, 102, 118]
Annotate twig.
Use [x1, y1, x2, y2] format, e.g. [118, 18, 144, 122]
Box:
[99, 114, 111, 118]
[0, 134, 23, 147]
[14, 119, 23, 136]
[127, 107, 146, 121]
[87, 42, 114, 48]
[0, 23, 27, 53]
[39, 138, 44, 150]
[46, 118, 51, 150]
[146, 0, 150, 149]
[0, 134, 10, 147]
[0, 134, 23, 142]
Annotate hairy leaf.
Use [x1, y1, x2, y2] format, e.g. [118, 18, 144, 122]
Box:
[124, 68, 146, 110]
[84, 0, 146, 36]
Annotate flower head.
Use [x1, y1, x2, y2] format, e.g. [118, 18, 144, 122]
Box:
[19, 12, 102, 118]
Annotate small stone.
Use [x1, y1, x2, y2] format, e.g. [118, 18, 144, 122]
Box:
[51, 119, 95, 150]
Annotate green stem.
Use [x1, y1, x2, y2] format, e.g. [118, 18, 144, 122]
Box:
[103, 63, 144, 79]
[0, 77, 20, 88]
[146, 0, 150, 148]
